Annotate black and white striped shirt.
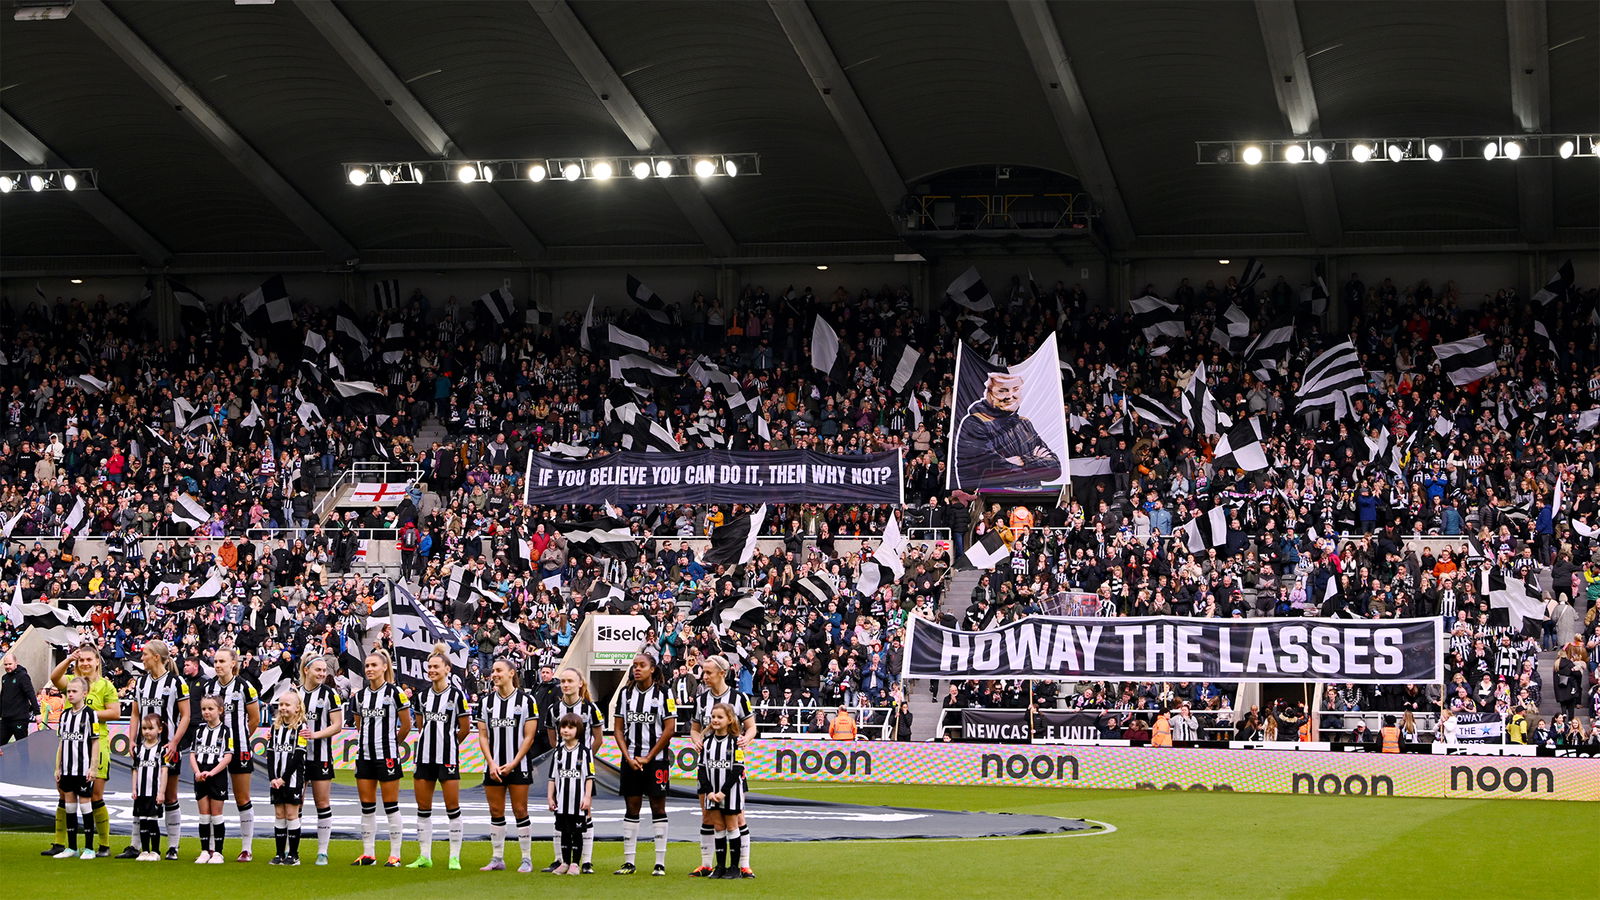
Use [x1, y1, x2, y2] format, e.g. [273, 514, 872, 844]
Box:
[203, 676, 259, 755]
[548, 743, 595, 816]
[696, 733, 745, 801]
[191, 722, 233, 769]
[133, 743, 165, 798]
[297, 683, 343, 764]
[412, 684, 469, 766]
[57, 706, 97, 778]
[350, 682, 409, 762]
[477, 688, 538, 776]
[133, 669, 189, 744]
[541, 696, 605, 740]
[265, 724, 305, 790]
[692, 687, 755, 731]
[613, 684, 676, 758]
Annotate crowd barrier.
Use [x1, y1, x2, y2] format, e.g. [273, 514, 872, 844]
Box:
[64, 726, 1600, 801]
[593, 738, 1598, 802]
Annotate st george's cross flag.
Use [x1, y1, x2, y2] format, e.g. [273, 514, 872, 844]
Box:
[347, 482, 411, 506]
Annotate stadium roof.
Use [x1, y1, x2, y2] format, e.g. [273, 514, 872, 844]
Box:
[1, 0, 1595, 275]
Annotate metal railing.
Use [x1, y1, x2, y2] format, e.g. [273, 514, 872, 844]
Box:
[750, 704, 901, 740]
[937, 705, 1238, 741]
[313, 460, 422, 521]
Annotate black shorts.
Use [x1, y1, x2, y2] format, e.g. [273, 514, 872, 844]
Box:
[483, 767, 532, 787]
[303, 760, 335, 782]
[133, 796, 162, 818]
[269, 785, 304, 807]
[618, 759, 670, 798]
[227, 752, 255, 775]
[355, 758, 404, 782]
[56, 774, 93, 796]
[193, 773, 229, 802]
[413, 763, 460, 782]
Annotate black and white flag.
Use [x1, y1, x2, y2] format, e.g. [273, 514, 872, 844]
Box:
[1531, 259, 1574, 306]
[1302, 266, 1329, 316]
[1433, 335, 1499, 386]
[241, 274, 293, 329]
[1212, 418, 1269, 472]
[945, 267, 995, 312]
[794, 571, 839, 606]
[372, 278, 402, 311]
[608, 401, 681, 452]
[1481, 570, 1546, 632]
[1244, 323, 1295, 380]
[1132, 295, 1186, 343]
[855, 514, 907, 596]
[19, 602, 88, 648]
[74, 374, 109, 394]
[1128, 391, 1183, 427]
[688, 355, 741, 395]
[386, 583, 469, 691]
[172, 279, 208, 334]
[1238, 258, 1266, 292]
[581, 580, 630, 613]
[335, 303, 372, 359]
[962, 531, 1009, 570]
[625, 274, 670, 324]
[333, 379, 391, 417]
[170, 493, 211, 530]
[1182, 361, 1229, 436]
[880, 340, 925, 395]
[691, 588, 767, 633]
[560, 517, 641, 561]
[479, 286, 516, 325]
[381, 322, 406, 365]
[62, 495, 87, 535]
[810, 316, 846, 383]
[1180, 506, 1230, 553]
[1211, 300, 1252, 354]
[1534, 320, 1559, 357]
[1296, 341, 1365, 417]
[703, 504, 768, 568]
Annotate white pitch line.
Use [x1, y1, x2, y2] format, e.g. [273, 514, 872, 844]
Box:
[824, 819, 1118, 843]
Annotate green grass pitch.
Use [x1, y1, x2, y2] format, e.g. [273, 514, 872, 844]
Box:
[3, 780, 1588, 899]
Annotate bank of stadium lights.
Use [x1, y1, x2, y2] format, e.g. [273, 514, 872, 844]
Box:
[343, 154, 758, 187]
[0, 168, 96, 193]
[1196, 135, 1600, 165]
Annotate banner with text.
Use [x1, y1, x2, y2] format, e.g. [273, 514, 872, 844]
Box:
[904, 615, 1442, 684]
[960, 708, 1106, 743]
[1456, 712, 1505, 744]
[525, 449, 903, 505]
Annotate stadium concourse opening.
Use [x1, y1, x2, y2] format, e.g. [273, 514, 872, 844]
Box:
[0, 733, 1093, 842]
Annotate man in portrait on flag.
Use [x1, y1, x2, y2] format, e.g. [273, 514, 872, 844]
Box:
[953, 372, 1061, 490]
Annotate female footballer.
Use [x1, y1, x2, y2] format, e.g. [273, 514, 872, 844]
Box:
[407, 643, 471, 870]
[348, 649, 412, 866]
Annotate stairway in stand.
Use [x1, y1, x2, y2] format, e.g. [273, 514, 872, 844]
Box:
[906, 565, 985, 740]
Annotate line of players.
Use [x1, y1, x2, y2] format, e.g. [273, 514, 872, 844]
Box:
[45, 640, 755, 878]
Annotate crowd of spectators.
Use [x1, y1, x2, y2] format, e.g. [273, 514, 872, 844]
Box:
[1, 264, 1597, 748]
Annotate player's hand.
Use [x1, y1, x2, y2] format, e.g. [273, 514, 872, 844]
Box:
[689, 735, 703, 752]
[737, 734, 751, 749]
[581, 799, 591, 813]
[627, 756, 644, 771]
[548, 799, 557, 811]
[270, 778, 283, 789]
[487, 762, 502, 779]
[299, 728, 313, 742]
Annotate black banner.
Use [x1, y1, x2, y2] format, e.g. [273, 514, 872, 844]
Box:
[905, 616, 1442, 684]
[960, 709, 1034, 743]
[524, 449, 903, 505]
[960, 708, 1107, 743]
